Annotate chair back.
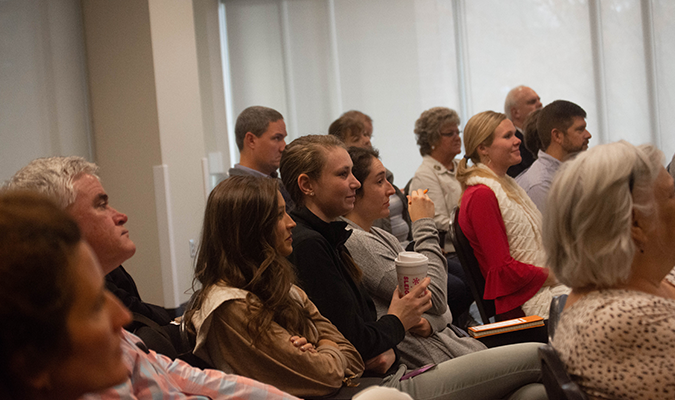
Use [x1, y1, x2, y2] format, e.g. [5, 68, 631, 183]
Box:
[449, 206, 496, 323]
[548, 294, 568, 342]
[538, 344, 587, 400]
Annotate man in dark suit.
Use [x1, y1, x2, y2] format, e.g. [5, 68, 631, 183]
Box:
[504, 85, 543, 177]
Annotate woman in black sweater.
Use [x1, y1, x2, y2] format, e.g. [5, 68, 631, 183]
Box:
[280, 135, 546, 400]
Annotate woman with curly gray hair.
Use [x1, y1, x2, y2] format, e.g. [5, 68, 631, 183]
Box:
[546, 140, 675, 399]
[410, 107, 462, 252]
[409, 107, 473, 323]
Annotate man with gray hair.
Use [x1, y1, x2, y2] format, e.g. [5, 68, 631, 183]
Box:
[516, 100, 590, 213]
[230, 105, 294, 211]
[504, 85, 543, 177]
[4, 157, 174, 330]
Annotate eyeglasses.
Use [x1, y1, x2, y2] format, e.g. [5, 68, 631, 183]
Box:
[440, 130, 461, 137]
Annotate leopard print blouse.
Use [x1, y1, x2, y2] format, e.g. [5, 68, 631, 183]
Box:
[552, 271, 675, 399]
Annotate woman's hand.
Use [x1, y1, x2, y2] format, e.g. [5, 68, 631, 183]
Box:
[364, 348, 396, 374]
[407, 189, 435, 222]
[290, 336, 317, 353]
[408, 317, 433, 337]
[387, 277, 432, 331]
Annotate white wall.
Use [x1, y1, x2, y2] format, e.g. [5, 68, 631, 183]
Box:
[222, 0, 675, 186]
[81, 0, 207, 307]
[0, 0, 91, 182]
[3, 0, 674, 307]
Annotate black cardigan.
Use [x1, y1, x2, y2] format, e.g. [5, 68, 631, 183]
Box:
[288, 206, 405, 361]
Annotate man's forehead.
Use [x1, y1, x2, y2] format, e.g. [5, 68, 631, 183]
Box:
[73, 174, 106, 198]
[518, 88, 537, 100]
[571, 116, 587, 127]
[264, 119, 286, 134]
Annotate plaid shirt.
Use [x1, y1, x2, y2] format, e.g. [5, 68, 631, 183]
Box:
[80, 330, 299, 400]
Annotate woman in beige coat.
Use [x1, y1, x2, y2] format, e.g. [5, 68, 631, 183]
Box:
[186, 176, 364, 398]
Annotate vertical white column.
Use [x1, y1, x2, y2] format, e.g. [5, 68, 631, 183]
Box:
[328, 0, 343, 114]
[589, 0, 609, 144]
[452, 0, 471, 124]
[641, 0, 661, 148]
[153, 164, 181, 308]
[218, 1, 237, 168]
[279, 0, 298, 134]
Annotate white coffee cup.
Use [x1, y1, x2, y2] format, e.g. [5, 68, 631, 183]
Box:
[395, 251, 428, 296]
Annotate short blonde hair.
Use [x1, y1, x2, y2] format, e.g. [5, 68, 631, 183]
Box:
[544, 141, 663, 289]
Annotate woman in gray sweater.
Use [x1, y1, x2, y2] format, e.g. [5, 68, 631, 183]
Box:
[342, 147, 543, 377]
[342, 147, 484, 368]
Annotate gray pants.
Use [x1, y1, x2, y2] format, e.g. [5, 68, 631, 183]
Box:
[382, 342, 546, 400]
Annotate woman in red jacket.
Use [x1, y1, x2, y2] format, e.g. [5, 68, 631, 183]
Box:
[456, 111, 569, 318]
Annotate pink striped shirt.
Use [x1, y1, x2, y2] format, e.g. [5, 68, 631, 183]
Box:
[80, 330, 299, 400]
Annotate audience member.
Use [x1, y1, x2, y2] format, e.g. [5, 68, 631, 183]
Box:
[343, 147, 485, 367]
[522, 109, 543, 158]
[504, 86, 543, 177]
[342, 147, 550, 393]
[329, 110, 413, 244]
[229, 105, 294, 212]
[281, 134, 546, 400]
[328, 110, 373, 149]
[456, 111, 569, 318]
[545, 141, 675, 400]
[186, 176, 364, 398]
[409, 107, 474, 323]
[0, 191, 298, 400]
[0, 191, 131, 399]
[516, 100, 590, 213]
[5, 157, 174, 329]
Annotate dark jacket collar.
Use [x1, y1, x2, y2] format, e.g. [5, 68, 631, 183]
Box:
[291, 206, 352, 247]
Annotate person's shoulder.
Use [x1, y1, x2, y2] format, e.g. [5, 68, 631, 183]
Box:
[227, 166, 251, 177]
[413, 156, 437, 175]
[565, 290, 675, 340]
[292, 222, 325, 245]
[464, 184, 494, 201]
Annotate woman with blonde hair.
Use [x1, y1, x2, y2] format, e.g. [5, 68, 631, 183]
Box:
[456, 111, 568, 319]
[546, 141, 675, 399]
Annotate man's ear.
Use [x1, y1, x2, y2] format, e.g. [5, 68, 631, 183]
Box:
[243, 132, 258, 150]
[297, 173, 313, 197]
[511, 107, 520, 120]
[551, 128, 564, 145]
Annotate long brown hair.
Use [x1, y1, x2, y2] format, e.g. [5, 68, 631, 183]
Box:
[186, 176, 312, 345]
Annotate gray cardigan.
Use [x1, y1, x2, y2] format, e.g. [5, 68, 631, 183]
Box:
[342, 217, 486, 368]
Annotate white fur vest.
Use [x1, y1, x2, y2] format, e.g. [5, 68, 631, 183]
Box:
[465, 165, 545, 267]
